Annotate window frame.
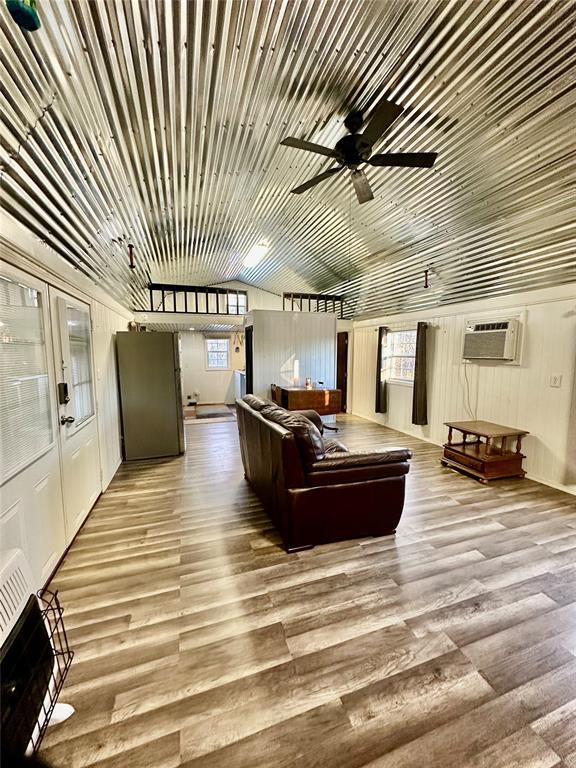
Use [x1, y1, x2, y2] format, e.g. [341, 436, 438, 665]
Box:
[56, 296, 96, 433]
[205, 338, 230, 370]
[381, 328, 417, 386]
[226, 293, 247, 316]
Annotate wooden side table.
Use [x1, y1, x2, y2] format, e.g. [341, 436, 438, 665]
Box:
[441, 420, 529, 483]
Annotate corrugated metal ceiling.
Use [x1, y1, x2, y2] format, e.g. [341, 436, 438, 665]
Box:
[141, 320, 244, 333]
[1, 0, 575, 317]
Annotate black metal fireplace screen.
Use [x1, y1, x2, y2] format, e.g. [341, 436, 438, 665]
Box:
[0, 589, 74, 758]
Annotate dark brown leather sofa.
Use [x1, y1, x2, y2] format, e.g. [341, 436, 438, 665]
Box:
[236, 395, 412, 552]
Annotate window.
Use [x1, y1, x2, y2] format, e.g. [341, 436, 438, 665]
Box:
[227, 293, 247, 315]
[206, 338, 230, 369]
[65, 305, 94, 424]
[0, 275, 53, 482]
[381, 329, 417, 383]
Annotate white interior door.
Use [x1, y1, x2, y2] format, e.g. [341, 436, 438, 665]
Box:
[0, 265, 66, 588]
[50, 289, 102, 542]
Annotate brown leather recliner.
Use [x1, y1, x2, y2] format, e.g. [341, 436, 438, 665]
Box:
[236, 395, 412, 552]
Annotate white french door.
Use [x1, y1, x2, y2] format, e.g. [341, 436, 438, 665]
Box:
[0, 265, 66, 588]
[49, 288, 102, 542]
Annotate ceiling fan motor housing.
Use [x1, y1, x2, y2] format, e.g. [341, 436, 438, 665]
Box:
[334, 134, 372, 166]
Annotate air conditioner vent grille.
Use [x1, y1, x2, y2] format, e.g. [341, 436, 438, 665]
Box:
[463, 331, 507, 359]
[473, 321, 510, 331]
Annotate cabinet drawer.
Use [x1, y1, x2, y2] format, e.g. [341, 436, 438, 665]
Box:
[444, 448, 483, 471]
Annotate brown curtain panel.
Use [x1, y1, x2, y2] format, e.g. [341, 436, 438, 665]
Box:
[412, 322, 428, 425]
[375, 326, 388, 414]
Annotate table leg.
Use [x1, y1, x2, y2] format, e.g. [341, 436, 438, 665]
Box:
[448, 427, 453, 445]
[516, 436, 523, 454]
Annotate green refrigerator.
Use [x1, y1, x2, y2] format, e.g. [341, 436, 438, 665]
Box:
[116, 332, 185, 459]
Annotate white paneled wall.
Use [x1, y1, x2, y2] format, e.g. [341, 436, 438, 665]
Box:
[250, 310, 337, 400]
[92, 302, 130, 488]
[351, 285, 576, 494]
[181, 332, 245, 404]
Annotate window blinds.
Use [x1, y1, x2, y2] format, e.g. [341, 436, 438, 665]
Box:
[0, 276, 54, 484]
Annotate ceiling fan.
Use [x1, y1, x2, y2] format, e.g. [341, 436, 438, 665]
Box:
[280, 99, 437, 204]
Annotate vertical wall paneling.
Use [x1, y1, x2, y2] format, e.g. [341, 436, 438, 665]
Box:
[213, 281, 283, 311]
[91, 302, 130, 488]
[249, 310, 337, 400]
[351, 285, 576, 494]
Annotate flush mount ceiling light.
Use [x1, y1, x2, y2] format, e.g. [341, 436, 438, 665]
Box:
[243, 243, 269, 268]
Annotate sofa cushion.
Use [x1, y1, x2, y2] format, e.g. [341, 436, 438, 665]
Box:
[260, 406, 325, 464]
[242, 394, 268, 411]
[323, 437, 348, 454]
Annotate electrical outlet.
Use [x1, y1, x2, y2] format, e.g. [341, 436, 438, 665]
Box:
[549, 374, 563, 388]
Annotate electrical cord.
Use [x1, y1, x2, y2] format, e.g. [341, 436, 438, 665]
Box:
[0, 93, 57, 183]
[462, 361, 476, 420]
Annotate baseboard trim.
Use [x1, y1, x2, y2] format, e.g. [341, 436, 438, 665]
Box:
[350, 411, 575, 497]
[102, 456, 122, 492]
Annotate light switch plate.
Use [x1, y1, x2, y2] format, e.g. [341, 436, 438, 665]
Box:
[550, 374, 563, 388]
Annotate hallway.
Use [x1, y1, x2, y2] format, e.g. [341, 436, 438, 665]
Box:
[42, 416, 576, 768]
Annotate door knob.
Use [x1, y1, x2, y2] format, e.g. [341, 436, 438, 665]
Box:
[60, 415, 75, 425]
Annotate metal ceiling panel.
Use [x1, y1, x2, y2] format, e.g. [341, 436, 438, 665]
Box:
[142, 322, 243, 333]
[1, 0, 575, 317]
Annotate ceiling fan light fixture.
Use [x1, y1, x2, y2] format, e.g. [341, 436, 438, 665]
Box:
[244, 243, 269, 268]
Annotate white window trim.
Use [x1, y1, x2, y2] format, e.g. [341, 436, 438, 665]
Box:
[382, 328, 417, 387]
[387, 378, 414, 387]
[205, 338, 230, 371]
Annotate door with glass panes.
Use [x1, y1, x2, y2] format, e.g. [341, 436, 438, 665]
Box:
[49, 289, 101, 541]
[0, 265, 66, 588]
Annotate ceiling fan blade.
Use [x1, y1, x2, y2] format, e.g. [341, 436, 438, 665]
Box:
[351, 169, 374, 204]
[369, 152, 438, 168]
[361, 99, 404, 147]
[280, 137, 337, 158]
[290, 167, 341, 194]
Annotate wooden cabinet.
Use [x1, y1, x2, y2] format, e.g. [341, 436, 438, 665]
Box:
[271, 385, 342, 415]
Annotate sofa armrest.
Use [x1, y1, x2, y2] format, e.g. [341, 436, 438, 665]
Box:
[308, 447, 412, 471]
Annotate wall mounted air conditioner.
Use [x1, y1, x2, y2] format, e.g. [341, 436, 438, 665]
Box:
[462, 318, 520, 361]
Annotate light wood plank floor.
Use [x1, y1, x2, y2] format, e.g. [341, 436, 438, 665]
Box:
[42, 415, 576, 768]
